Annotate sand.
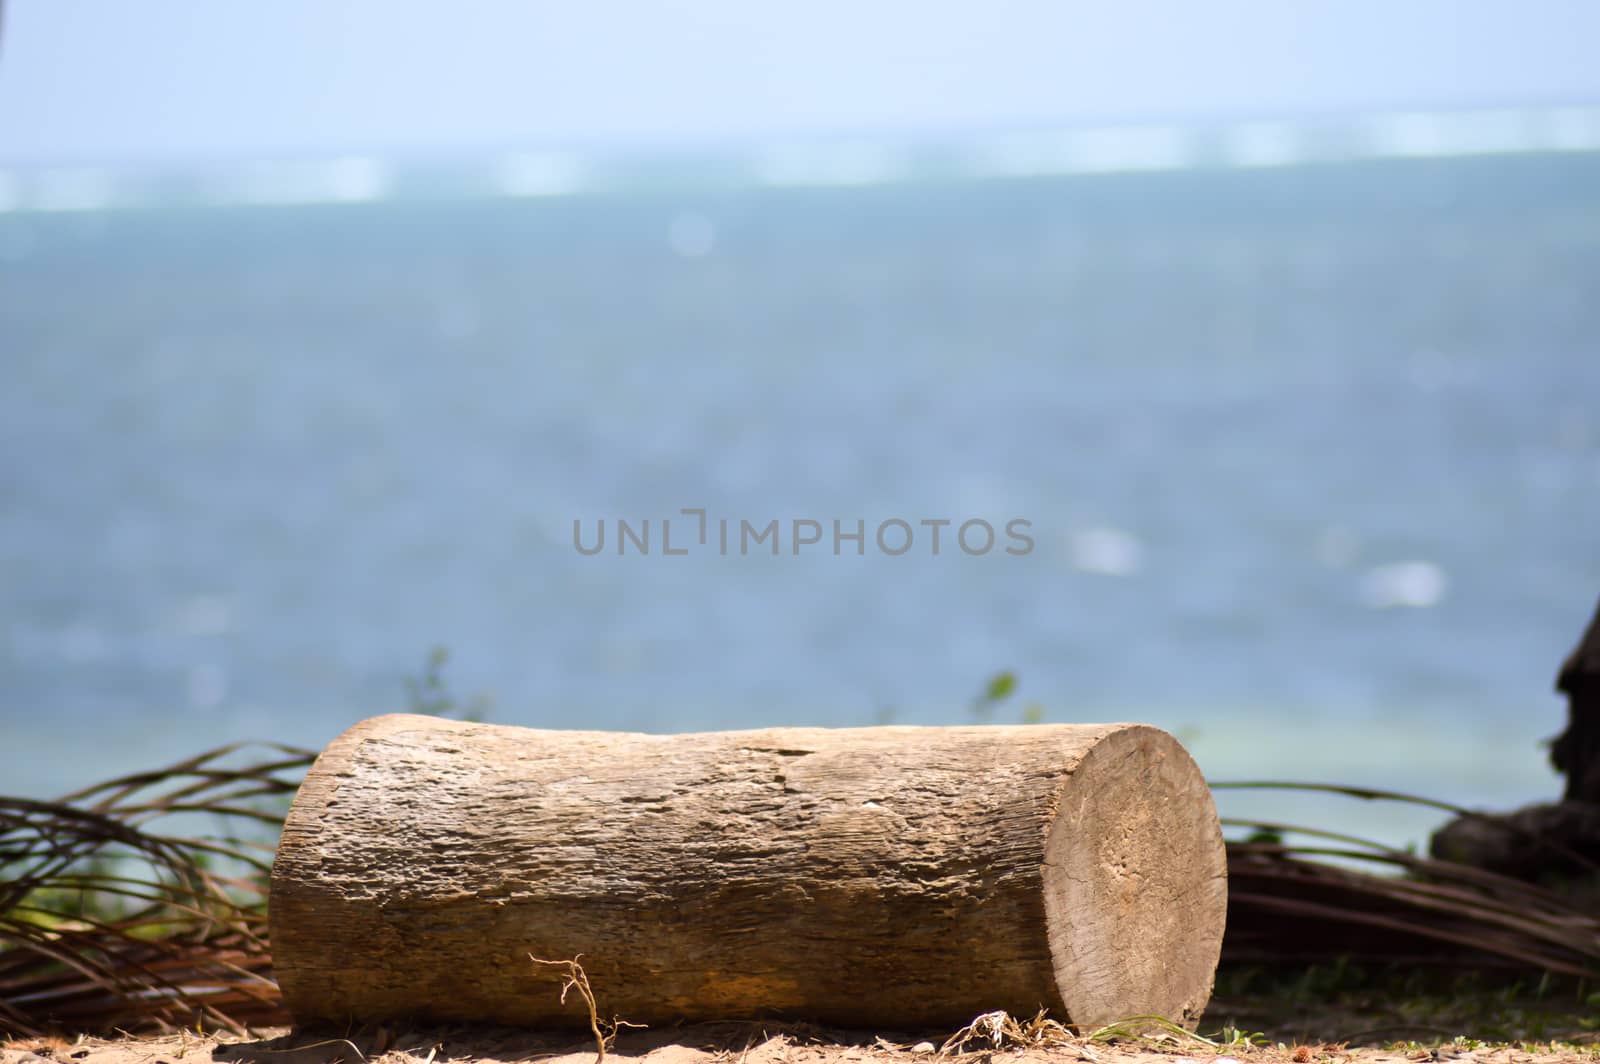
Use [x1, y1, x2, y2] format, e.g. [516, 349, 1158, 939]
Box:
[6, 1025, 1599, 1064]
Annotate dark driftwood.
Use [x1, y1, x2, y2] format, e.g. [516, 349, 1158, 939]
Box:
[1429, 595, 1600, 887]
[1553, 596, 1600, 803]
[269, 715, 1226, 1031]
[1430, 801, 1600, 886]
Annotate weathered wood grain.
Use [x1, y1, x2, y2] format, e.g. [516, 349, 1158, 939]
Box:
[269, 716, 1225, 1031]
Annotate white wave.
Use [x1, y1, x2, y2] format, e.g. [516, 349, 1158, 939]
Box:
[752, 141, 906, 187]
[971, 106, 1600, 180]
[213, 155, 390, 206]
[1360, 560, 1448, 609]
[1544, 107, 1600, 152]
[3, 105, 1597, 215]
[968, 124, 1192, 177]
[1066, 124, 1192, 173]
[1069, 525, 1143, 576]
[1364, 108, 1536, 159]
[495, 151, 584, 197]
[30, 167, 118, 212]
[1220, 120, 1303, 168]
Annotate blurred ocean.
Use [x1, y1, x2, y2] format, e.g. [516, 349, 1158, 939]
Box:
[2, 141, 1598, 846]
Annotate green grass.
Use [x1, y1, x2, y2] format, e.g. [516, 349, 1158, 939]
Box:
[1210, 963, 1600, 1047]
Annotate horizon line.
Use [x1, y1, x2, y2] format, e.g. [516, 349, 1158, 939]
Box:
[2, 103, 1598, 214]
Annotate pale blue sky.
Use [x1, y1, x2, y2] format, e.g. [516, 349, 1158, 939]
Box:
[2, 0, 1599, 164]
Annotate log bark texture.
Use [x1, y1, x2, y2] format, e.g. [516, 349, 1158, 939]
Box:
[270, 715, 1226, 1031]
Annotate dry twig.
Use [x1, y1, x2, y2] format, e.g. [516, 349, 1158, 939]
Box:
[528, 953, 644, 1064]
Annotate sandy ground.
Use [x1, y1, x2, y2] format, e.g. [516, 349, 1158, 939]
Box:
[6, 1024, 1600, 1064]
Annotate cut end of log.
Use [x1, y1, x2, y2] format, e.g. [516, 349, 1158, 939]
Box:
[1042, 725, 1228, 1029]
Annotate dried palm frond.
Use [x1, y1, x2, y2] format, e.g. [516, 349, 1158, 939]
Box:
[9, 746, 1600, 1040]
[0, 743, 314, 1037]
[1216, 780, 1600, 978]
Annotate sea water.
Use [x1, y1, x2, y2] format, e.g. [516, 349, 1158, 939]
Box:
[2, 149, 1598, 848]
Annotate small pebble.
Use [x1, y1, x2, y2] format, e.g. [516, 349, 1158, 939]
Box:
[911, 1043, 936, 1054]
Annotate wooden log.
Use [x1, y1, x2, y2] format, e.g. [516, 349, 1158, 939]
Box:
[269, 715, 1226, 1031]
